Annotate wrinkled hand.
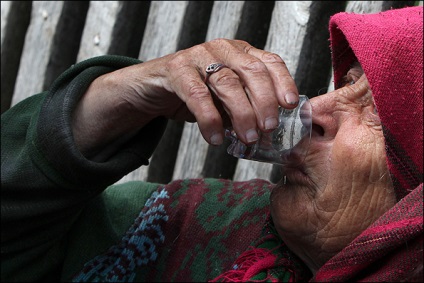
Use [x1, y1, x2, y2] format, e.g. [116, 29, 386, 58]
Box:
[73, 39, 299, 155]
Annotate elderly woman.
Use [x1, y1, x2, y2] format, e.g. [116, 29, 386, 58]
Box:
[1, 5, 422, 283]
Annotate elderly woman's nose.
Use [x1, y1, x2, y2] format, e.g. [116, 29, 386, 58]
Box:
[310, 94, 339, 137]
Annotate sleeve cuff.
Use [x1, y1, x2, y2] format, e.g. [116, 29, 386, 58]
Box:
[29, 55, 168, 190]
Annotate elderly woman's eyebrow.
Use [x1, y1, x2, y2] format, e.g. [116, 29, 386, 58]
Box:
[340, 62, 364, 85]
[347, 62, 364, 79]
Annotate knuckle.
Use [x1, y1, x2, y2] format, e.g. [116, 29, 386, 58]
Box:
[185, 84, 214, 115]
[166, 54, 186, 71]
[189, 43, 208, 56]
[206, 38, 227, 51]
[235, 39, 249, 45]
[214, 72, 240, 87]
[240, 59, 267, 74]
[210, 38, 230, 46]
[187, 82, 210, 100]
[241, 41, 254, 52]
[262, 52, 285, 64]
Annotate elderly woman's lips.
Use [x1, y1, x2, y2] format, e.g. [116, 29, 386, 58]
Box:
[281, 166, 311, 186]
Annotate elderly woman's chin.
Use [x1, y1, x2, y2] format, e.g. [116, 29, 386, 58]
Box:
[269, 157, 396, 273]
[269, 160, 334, 273]
[270, 150, 397, 271]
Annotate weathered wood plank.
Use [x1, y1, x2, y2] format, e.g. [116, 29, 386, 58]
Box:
[233, 1, 314, 182]
[3, 0, 420, 186]
[117, 1, 190, 184]
[11, 1, 89, 106]
[138, 1, 189, 61]
[77, 1, 123, 62]
[76, 1, 151, 62]
[346, 0, 415, 13]
[0, 1, 10, 42]
[147, 1, 214, 184]
[234, 1, 347, 182]
[201, 1, 276, 180]
[1, 1, 32, 114]
[269, 0, 347, 183]
[42, 2, 89, 89]
[11, 1, 64, 106]
[172, 1, 245, 180]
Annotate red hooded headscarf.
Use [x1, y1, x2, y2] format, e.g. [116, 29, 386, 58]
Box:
[212, 6, 423, 282]
[314, 6, 423, 282]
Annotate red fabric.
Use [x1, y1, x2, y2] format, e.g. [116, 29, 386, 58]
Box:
[212, 6, 423, 282]
[313, 184, 423, 282]
[210, 248, 278, 282]
[313, 6, 423, 281]
[329, 6, 423, 201]
[210, 222, 309, 282]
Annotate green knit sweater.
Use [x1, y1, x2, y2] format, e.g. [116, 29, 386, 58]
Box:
[1, 55, 273, 282]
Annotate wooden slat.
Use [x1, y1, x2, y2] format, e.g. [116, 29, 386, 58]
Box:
[234, 1, 348, 182]
[138, 1, 189, 61]
[42, 2, 89, 89]
[146, 1, 214, 184]
[11, 1, 64, 106]
[201, 1, 276, 180]
[77, 1, 151, 62]
[172, 1, 245, 180]
[0, 2, 10, 42]
[346, 1, 386, 13]
[116, 1, 190, 184]
[77, 1, 123, 62]
[11, 1, 89, 106]
[346, 0, 414, 13]
[233, 1, 314, 182]
[3, 0, 421, 186]
[1, 1, 32, 114]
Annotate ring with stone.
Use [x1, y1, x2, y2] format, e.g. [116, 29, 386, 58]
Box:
[204, 62, 227, 83]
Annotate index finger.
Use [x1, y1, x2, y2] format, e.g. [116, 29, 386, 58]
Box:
[242, 45, 300, 108]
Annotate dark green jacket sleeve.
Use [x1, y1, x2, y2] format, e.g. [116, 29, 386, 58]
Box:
[1, 55, 167, 281]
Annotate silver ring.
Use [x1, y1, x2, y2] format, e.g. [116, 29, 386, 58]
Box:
[204, 62, 226, 83]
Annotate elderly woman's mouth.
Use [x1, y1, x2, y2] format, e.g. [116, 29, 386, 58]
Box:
[278, 165, 312, 187]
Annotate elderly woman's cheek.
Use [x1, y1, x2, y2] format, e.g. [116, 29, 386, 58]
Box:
[333, 125, 395, 213]
[331, 130, 370, 175]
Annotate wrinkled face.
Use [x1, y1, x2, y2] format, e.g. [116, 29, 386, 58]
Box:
[269, 64, 396, 273]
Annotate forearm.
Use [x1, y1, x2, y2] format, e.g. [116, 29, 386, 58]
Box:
[72, 68, 149, 160]
[1, 55, 167, 280]
[71, 55, 178, 160]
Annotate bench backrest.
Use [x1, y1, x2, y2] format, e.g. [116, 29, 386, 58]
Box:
[2, 1, 420, 185]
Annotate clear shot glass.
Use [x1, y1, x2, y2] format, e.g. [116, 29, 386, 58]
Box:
[225, 95, 312, 166]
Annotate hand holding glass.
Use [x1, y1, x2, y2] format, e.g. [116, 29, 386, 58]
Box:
[225, 95, 312, 166]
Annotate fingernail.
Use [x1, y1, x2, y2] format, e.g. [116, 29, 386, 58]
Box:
[285, 92, 299, 105]
[246, 129, 259, 143]
[265, 117, 278, 130]
[210, 133, 223, 145]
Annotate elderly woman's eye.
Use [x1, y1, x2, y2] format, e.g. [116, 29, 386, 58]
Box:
[341, 74, 358, 87]
[341, 63, 364, 88]
[341, 78, 356, 87]
[372, 98, 378, 114]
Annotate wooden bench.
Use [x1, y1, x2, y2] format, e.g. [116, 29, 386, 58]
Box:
[2, 1, 420, 185]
